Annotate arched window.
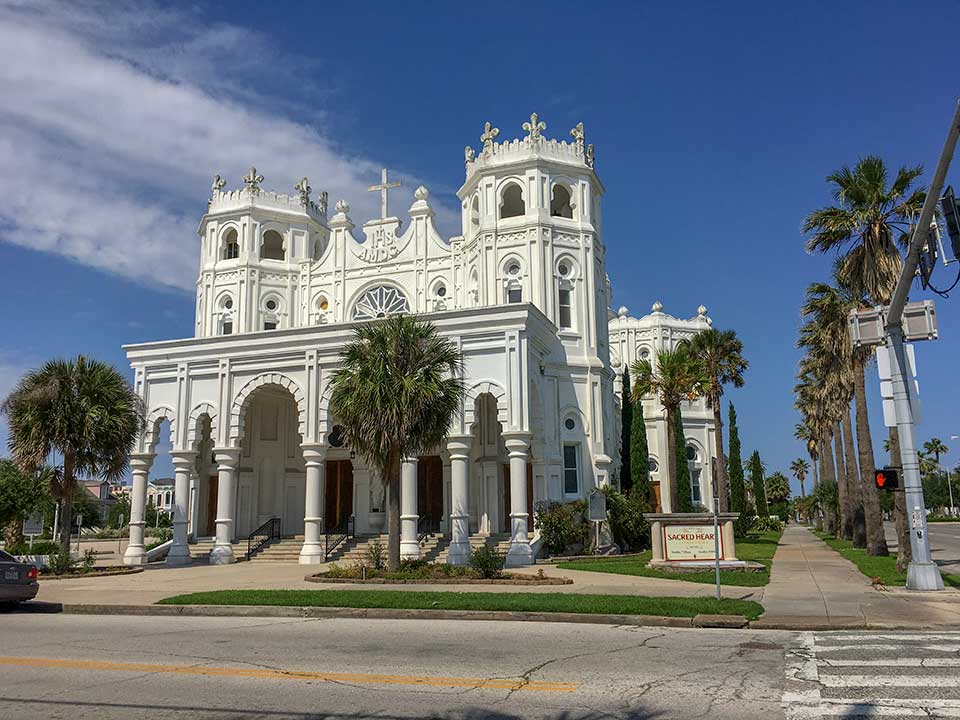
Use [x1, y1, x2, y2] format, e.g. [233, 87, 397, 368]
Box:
[558, 287, 573, 328]
[218, 295, 234, 335]
[686, 443, 703, 507]
[260, 230, 285, 260]
[261, 295, 281, 330]
[550, 185, 573, 218]
[499, 184, 525, 219]
[469, 195, 480, 235]
[353, 285, 410, 320]
[221, 228, 239, 260]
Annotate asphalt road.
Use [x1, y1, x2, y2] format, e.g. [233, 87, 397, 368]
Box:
[2, 614, 960, 718]
[0, 614, 793, 719]
[885, 520, 960, 575]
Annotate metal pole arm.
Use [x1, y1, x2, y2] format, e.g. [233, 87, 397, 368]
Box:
[887, 100, 960, 326]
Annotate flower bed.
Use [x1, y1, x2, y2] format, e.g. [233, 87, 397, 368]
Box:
[39, 567, 144, 581]
[307, 561, 570, 585]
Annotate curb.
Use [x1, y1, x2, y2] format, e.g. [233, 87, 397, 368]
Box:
[57, 603, 699, 628]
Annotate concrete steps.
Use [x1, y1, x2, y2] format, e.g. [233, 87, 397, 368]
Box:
[188, 537, 247, 563]
[433, 533, 512, 564]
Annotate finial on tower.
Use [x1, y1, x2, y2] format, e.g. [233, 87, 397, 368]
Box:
[697, 304, 708, 317]
[570, 122, 585, 155]
[294, 177, 312, 207]
[480, 122, 499, 156]
[464, 146, 475, 165]
[652, 300, 663, 313]
[585, 143, 595, 169]
[242, 167, 264, 193]
[618, 305, 629, 318]
[522, 112, 546, 142]
[319, 191, 328, 215]
[212, 174, 226, 193]
[335, 199, 350, 214]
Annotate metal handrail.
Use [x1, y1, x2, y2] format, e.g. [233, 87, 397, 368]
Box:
[246, 517, 281, 560]
[417, 513, 440, 545]
[324, 515, 354, 562]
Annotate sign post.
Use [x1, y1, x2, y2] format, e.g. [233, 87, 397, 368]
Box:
[75, 514, 83, 554]
[588, 489, 607, 555]
[23, 513, 44, 552]
[118, 513, 125, 556]
[711, 462, 721, 601]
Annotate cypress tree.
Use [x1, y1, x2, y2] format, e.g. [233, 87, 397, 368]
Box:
[674, 408, 693, 513]
[619, 370, 633, 491]
[630, 390, 651, 505]
[749, 450, 769, 518]
[727, 403, 750, 536]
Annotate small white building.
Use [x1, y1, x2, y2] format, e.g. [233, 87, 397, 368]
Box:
[120, 113, 717, 568]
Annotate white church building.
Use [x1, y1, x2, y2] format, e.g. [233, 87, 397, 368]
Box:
[121, 114, 717, 568]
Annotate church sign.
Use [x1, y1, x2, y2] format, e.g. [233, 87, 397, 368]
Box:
[662, 524, 722, 561]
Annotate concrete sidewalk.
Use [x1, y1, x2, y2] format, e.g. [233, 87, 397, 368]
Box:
[755, 524, 960, 629]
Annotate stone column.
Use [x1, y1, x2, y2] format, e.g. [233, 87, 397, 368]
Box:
[122, 453, 153, 566]
[503, 432, 533, 566]
[167, 451, 196, 566]
[446, 436, 472, 565]
[299, 444, 326, 564]
[210, 447, 240, 565]
[400, 457, 420, 560]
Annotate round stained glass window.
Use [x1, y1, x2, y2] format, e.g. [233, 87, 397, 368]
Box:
[266, 299, 277, 311]
[224, 298, 233, 310]
[329, 425, 345, 448]
[558, 263, 569, 277]
[564, 418, 576, 431]
[436, 285, 446, 297]
[319, 297, 329, 311]
[353, 285, 410, 320]
[507, 263, 520, 276]
[686, 445, 698, 462]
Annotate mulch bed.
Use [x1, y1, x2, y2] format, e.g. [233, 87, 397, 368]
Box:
[40, 567, 145, 581]
[305, 573, 572, 586]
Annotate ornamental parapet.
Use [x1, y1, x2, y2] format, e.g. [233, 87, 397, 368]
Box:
[207, 168, 328, 224]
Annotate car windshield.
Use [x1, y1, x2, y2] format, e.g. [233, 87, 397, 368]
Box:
[0, 550, 15, 562]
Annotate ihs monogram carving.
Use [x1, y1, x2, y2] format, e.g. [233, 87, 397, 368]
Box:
[522, 112, 546, 142]
[353, 224, 405, 264]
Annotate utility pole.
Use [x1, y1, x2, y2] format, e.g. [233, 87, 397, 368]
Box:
[884, 99, 960, 591]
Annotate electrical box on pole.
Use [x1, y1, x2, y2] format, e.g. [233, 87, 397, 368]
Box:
[941, 185, 960, 261]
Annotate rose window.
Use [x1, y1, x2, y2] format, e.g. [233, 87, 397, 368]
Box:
[352, 285, 410, 320]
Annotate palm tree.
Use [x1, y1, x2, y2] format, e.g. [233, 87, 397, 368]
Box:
[804, 157, 925, 551]
[681, 328, 748, 513]
[330, 315, 464, 571]
[803, 155, 924, 305]
[632, 346, 707, 514]
[2, 356, 144, 551]
[923, 438, 951, 516]
[790, 458, 810, 499]
[794, 423, 819, 489]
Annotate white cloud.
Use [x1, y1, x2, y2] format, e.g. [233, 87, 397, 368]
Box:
[0, 1, 457, 292]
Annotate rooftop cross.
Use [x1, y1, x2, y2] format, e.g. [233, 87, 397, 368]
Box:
[367, 168, 401, 220]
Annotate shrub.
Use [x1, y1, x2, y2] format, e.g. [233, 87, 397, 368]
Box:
[145, 527, 172, 551]
[602, 487, 650, 552]
[46, 548, 75, 575]
[80, 549, 96, 573]
[469, 544, 505, 579]
[366, 540, 386, 570]
[751, 515, 784, 533]
[534, 501, 589, 555]
[7, 540, 61, 556]
[769, 501, 790, 522]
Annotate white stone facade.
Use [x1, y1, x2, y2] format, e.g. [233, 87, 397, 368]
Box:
[122, 115, 627, 568]
[609, 302, 718, 514]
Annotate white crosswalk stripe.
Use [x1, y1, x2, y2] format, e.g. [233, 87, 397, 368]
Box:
[783, 631, 960, 718]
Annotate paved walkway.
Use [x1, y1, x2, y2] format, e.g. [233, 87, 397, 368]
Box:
[757, 524, 960, 629]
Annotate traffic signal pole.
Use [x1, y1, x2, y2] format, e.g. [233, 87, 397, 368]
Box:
[885, 99, 960, 591]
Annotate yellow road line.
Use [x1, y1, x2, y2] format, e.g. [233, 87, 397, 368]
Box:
[0, 656, 577, 693]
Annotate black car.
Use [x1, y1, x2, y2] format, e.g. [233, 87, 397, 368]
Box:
[0, 549, 39, 604]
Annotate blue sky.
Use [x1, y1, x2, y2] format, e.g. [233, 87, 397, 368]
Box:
[1, 1, 959, 494]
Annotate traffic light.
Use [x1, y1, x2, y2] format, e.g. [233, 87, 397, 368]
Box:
[941, 186, 960, 262]
[875, 466, 900, 491]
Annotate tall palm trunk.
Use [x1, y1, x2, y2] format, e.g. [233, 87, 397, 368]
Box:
[853, 360, 889, 556]
[842, 404, 866, 548]
[819, 434, 836, 535]
[386, 449, 402, 571]
[834, 421, 853, 541]
[711, 400, 729, 512]
[664, 405, 679, 513]
[887, 428, 912, 573]
[799, 476, 806, 499]
[58, 451, 76, 552]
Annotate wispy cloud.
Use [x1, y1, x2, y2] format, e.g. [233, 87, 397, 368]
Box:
[0, 1, 455, 292]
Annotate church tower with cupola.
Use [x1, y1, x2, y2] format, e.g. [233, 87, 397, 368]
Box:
[455, 114, 615, 494]
[195, 169, 330, 338]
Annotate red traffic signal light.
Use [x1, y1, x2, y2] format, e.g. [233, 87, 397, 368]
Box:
[875, 467, 900, 491]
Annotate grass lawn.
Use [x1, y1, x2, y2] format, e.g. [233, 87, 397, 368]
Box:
[813, 531, 960, 589]
[554, 529, 783, 587]
[157, 589, 764, 620]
